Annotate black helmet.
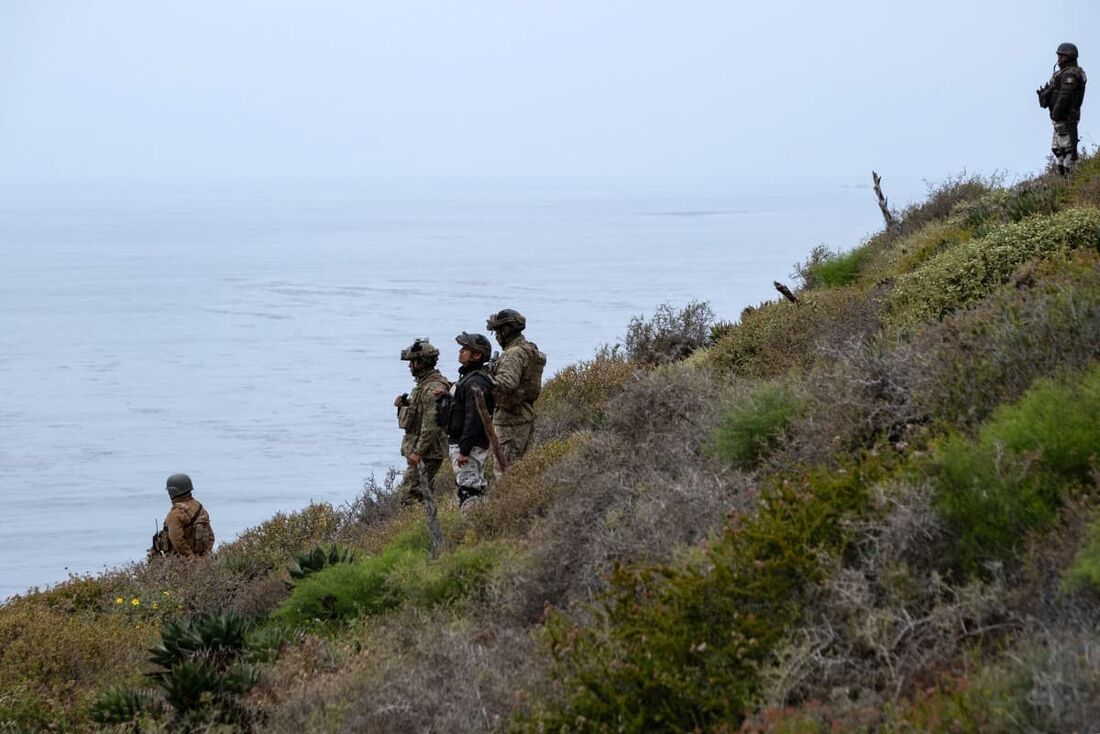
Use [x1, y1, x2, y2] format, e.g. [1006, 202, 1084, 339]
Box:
[400, 337, 440, 361]
[1057, 42, 1079, 59]
[486, 308, 526, 331]
[455, 331, 492, 357]
[166, 473, 193, 499]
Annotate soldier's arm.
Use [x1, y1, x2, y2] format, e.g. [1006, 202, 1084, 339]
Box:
[493, 348, 527, 392]
[165, 508, 194, 557]
[414, 388, 443, 455]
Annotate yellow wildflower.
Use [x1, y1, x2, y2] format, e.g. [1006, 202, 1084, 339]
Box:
[162, 591, 171, 598]
[114, 597, 124, 605]
[152, 602, 159, 610]
[131, 598, 140, 606]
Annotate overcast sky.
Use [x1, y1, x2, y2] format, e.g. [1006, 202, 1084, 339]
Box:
[0, 1, 1096, 187]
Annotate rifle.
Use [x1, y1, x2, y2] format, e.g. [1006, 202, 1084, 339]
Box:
[472, 387, 509, 472]
[418, 461, 444, 559]
[1037, 82, 1053, 109]
[149, 519, 169, 560]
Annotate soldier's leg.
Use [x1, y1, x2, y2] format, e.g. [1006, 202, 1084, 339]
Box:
[496, 421, 535, 465]
[1052, 122, 1075, 175]
[449, 443, 488, 510]
[422, 457, 444, 498]
[398, 464, 424, 505]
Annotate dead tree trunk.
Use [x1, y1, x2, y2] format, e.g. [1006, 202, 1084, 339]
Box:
[872, 171, 898, 231]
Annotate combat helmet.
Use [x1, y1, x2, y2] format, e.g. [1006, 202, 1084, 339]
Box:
[1057, 42, 1079, 59]
[400, 337, 440, 361]
[456, 331, 493, 357]
[166, 473, 193, 499]
[486, 308, 526, 331]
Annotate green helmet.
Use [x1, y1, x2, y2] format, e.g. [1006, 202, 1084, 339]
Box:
[486, 308, 526, 331]
[1057, 42, 1079, 59]
[166, 473, 193, 499]
[456, 331, 492, 357]
[400, 337, 440, 361]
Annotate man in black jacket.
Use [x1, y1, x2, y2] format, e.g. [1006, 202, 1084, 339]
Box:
[444, 332, 495, 510]
[1039, 42, 1087, 175]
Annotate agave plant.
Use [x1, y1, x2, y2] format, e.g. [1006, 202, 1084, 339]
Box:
[149, 611, 254, 673]
[89, 686, 157, 725]
[287, 543, 357, 581]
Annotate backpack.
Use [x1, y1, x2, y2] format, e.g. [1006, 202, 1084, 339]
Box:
[187, 502, 215, 555]
[516, 342, 547, 405]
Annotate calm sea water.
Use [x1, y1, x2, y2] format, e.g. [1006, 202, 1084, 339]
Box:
[0, 178, 885, 600]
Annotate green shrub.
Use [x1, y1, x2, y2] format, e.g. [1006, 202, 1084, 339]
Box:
[960, 183, 1065, 238]
[889, 208, 1100, 328]
[708, 287, 882, 379]
[711, 382, 803, 469]
[624, 301, 715, 365]
[465, 435, 585, 539]
[1064, 515, 1100, 593]
[528, 454, 894, 732]
[271, 527, 507, 629]
[805, 246, 869, 288]
[218, 502, 341, 578]
[535, 347, 634, 441]
[933, 364, 1100, 572]
[911, 252, 1100, 427]
[0, 601, 157, 714]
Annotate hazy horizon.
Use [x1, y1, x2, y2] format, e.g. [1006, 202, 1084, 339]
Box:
[1, 1, 1096, 190]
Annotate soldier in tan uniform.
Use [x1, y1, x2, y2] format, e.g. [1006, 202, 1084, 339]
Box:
[150, 473, 214, 558]
[486, 309, 546, 464]
[394, 338, 451, 503]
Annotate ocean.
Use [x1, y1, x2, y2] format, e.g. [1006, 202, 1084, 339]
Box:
[0, 177, 886, 600]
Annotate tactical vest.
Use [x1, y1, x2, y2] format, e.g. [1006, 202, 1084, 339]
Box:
[155, 502, 214, 556]
[496, 342, 547, 411]
[399, 373, 449, 432]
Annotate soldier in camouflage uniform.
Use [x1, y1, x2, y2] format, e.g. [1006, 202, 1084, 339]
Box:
[150, 473, 214, 559]
[1039, 42, 1087, 175]
[394, 338, 451, 504]
[486, 309, 546, 464]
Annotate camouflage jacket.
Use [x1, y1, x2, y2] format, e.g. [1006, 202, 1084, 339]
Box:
[493, 333, 537, 425]
[399, 368, 450, 460]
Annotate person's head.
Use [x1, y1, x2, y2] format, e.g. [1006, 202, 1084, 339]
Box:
[1057, 42, 1079, 67]
[165, 473, 193, 500]
[455, 332, 492, 366]
[486, 308, 526, 346]
[400, 337, 440, 376]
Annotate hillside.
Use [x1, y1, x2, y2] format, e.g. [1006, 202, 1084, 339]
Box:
[4, 157, 1100, 733]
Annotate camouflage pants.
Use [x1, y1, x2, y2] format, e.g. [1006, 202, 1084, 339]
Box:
[449, 444, 489, 493]
[399, 457, 443, 503]
[495, 420, 535, 465]
[1052, 120, 1079, 171]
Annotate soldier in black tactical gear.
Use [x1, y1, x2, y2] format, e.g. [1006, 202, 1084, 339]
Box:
[441, 332, 495, 510]
[486, 308, 546, 464]
[1038, 42, 1087, 175]
[394, 338, 450, 504]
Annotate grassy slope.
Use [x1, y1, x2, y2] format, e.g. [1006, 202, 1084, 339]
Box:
[4, 157, 1100, 733]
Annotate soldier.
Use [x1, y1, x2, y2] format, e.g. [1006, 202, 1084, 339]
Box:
[442, 332, 495, 510]
[486, 309, 546, 464]
[394, 337, 450, 504]
[150, 473, 214, 558]
[1038, 42, 1087, 175]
